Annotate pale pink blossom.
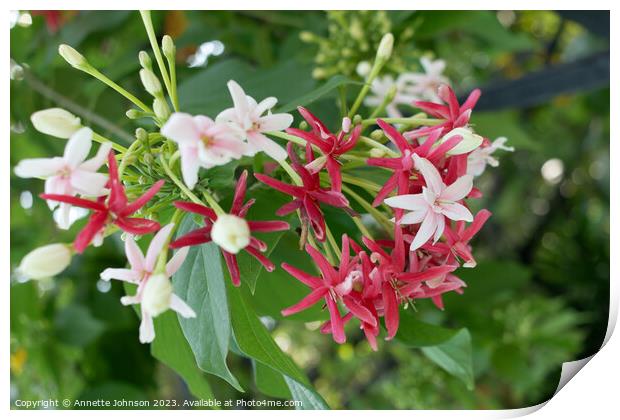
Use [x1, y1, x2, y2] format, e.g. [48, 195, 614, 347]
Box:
[100, 224, 195, 343]
[385, 154, 473, 251]
[467, 137, 514, 177]
[14, 127, 111, 229]
[161, 112, 247, 189]
[216, 80, 293, 161]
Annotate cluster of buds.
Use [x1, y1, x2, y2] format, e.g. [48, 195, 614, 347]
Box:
[14, 14, 512, 348]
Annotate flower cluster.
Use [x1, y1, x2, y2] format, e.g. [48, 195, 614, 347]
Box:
[15, 22, 513, 349]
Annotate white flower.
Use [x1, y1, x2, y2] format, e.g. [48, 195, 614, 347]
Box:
[18, 243, 72, 280]
[211, 214, 251, 254]
[385, 154, 474, 251]
[467, 137, 514, 177]
[100, 224, 195, 344]
[30, 108, 82, 139]
[14, 127, 112, 229]
[364, 57, 449, 118]
[161, 113, 248, 189]
[216, 80, 293, 162]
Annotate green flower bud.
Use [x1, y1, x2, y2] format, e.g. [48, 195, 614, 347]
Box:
[58, 44, 89, 70]
[139, 51, 152, 70]
[162, 35, 175, 59]
[370, 129, 384, 141]
[153, 97, 170, 121]
[140, 68, 162, 97]
[376, 33, 394, 62]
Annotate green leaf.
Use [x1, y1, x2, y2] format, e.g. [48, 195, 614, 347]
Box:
[54, 304, 105, 347]
[226, 280, 329, 409]
[471, 111, 539, 151]
[397, 313, 474, 389]
[173, 216, 242, 391]
[178, 59, 314, 117]
[422, 329, 475, 390]
[254, 361, 291, 399]
[150, 311, 215, 400]
[277, 75, 358, 113]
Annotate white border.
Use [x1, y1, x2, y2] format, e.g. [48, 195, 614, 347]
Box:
[3, 2, 617, 419]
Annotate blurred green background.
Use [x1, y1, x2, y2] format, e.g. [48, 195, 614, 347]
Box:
[10, 10, 609, 409]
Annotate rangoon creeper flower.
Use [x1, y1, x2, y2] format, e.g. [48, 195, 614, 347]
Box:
[439, 127, 484, 156]
[161, 113, 247, 189]
[385, 154, 474, 251]
[467, 137, 514, 176]
[15, 127, 112, 229]
[30, 108, 81, 138]
[100, 224, 195, 343]
[364, 58, 449, 118]
[17, 243, 72, 280]
[216, 80, 293, 161]
[211, 214, 251, 254]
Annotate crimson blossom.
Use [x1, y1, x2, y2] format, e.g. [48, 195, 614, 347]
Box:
[170, 170, 289, 286]
[41, 151, 164, 252]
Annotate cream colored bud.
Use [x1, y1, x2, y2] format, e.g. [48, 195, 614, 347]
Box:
[442, 127, 484, 156]
[30, 108, 81, 139]
[140, 69, 163, 97]
[141, 273, 173, 317]
[376, 33, 394, 61]
[153, 98, 171, 121]
[58, 44, 88, 69]
[18, 243, 72, 280]
[211, 214, 251, 254]
[138, 51, 152, 69]
[370, 147, 387, 158]
[162, 35, 175, 59]
[356, 61, 372, 77]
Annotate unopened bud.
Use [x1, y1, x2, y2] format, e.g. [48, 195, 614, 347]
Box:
[299, 31, 316, 43]
[370, 129, 384, 141]
[18, 243, 72, 280]
[135, 127, 149, 143]
[153, 98, 170, 121]
[162, 35, 175, 59]
[442, 127, 484, 156]
[352, 114, 362, 125]
[141, 273, 172, 317]
[138, 51, 152, 69]
[370, 147, 387, 158]
[126, 109, 142, 119]
[341, 117, 352, 133]
[140, 69, 163, 97]
[30, 108, 81, 139]
[58, 44, 88, 70]
[356, 61, 371, 77]
[376, 33, 394, 62]
[298, 121, 309, 130]
[211, 214, 250, 254]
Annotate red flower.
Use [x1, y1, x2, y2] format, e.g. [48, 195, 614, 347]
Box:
[41, 151, 163, 253]
[368, 119, 462, 206]
[255, 145, 350, 242]
[281, 235, 376, 344]
[170, 170, 289, 286]
[31, 10, 63, 33]
[407, 84, 480, 138]
[286, 106, 361, 191]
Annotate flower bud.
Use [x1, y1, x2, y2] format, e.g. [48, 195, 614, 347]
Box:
[140, 69, 163, 97]
[162, 35, 175, 59]
[341, 117, 352, 133]
[442, 127, 484, 156]
[356, 61, 371, 77]
[138, 51, 152, 70]
[126, 109, 143, 119]
[141, 273, 173, 317]
[376, 33, 394, 62]
[211, 214, 251, 254]
[370, 147, 387, 158]
[370, 129, 384, 141]
[153, 97, 171, 121]
[58, 44, 88, 70]
[30, 108, 81, 139]
[18, 243, 72, 280]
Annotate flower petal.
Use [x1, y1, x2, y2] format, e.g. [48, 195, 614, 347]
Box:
[161, 112, 200, 143]
[14, 157, 64, 178]
[384, 193, 427, 211]
[170, 294, 196, 318]
[281, 287, 327, 316]
[64, 127, 93, 167]
[410, 211, 438, 251]
[70, 170, 108, 196]
[144, 223, 175, 272]
[166, 247, 189, 277]
[441, 202, 473, 222]
[139, 313, 155, 343]
[100, 268, 141, 283]
[125, 236, 145, 271]
[413, 153, 444, 195]
[441, 175, 473, 202]
[246, 132, 287, 161]
[258, 113, 293, 132]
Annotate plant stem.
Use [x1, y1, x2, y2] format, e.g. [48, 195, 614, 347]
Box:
[361, 116, 443, 128]
[341, 184, 393, 235]
[140, 11, 174, 109]
[86, 66, 151, 113]
[325, 226, 341, 260]
[359, 136, 398, 157]
[92, 132, 127, 153]
[352, 216, 374, 240]
[159, 154, 205, 206]
[279, 159, 303, 186]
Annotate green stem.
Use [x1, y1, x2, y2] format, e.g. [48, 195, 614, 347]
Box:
[348, 56, 385, 119]
[361, 116, 443, 128]
[341, 184, 393, 235]
[352, 216, 373, 240]
[92, 132, 127, 153]
[140, 11, 174, 108]
[165, 51, 179, 112]
[325, 226, 341, 260]
[340, 174, 382, 192]
[359, 136, 398, 157]
[202, 191, 225, 216]
[118, 140, 142, 180]
[279, 159, 303, 186]
[85, 67, 151, 113]
[159, 154, 206, 206]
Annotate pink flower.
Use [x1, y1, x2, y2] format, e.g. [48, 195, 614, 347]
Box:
[281, 236, 376, 344]
[286, 106, 361, 191]
[406, 84, 480, 138]
[385, 154, 473, 251]
[170, 170, 289, 286]
[216, 80, 293, 161]
[255, 145, 350, 242]
[467, 137, 514, 177]
[101, 224, 195, 343]
[14, 127, 111, 229]
[41, 151, 164, 253]
[161, 113, 248, 189]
